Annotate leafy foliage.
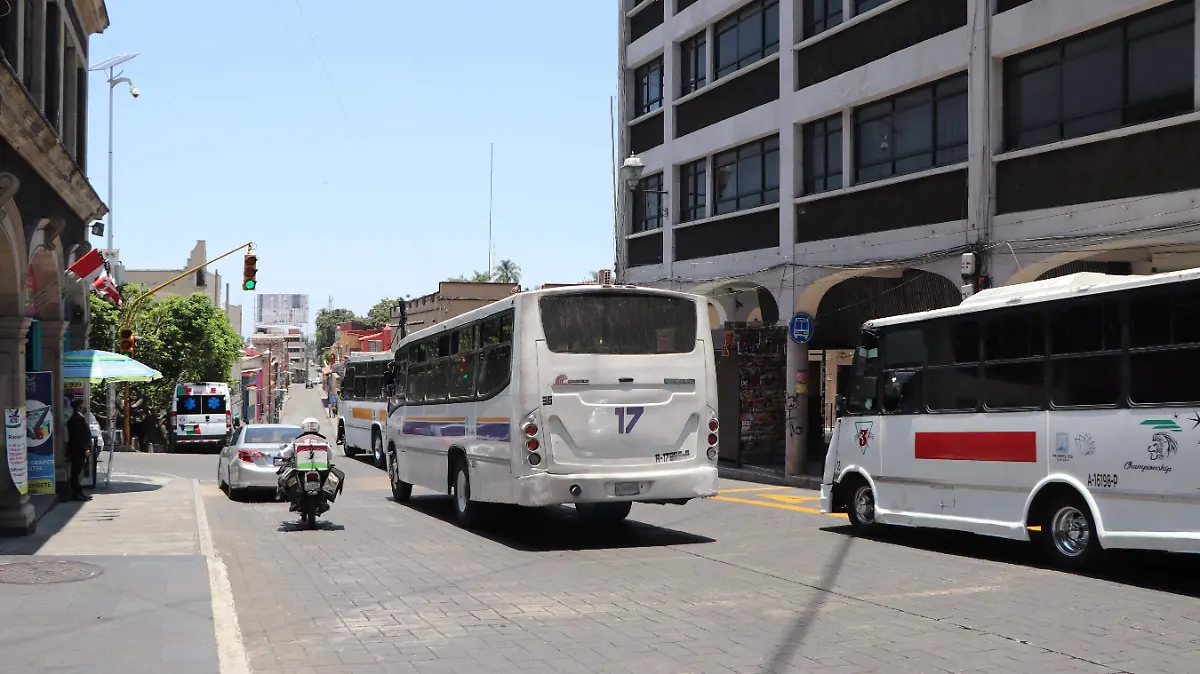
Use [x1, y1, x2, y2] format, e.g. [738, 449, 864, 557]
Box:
[364, 297, 403, 330]
[315, 307, 358, 352]
[492, 259, 521, 284]
[449, 270, 492, 282]
[86, 288, 241, 433]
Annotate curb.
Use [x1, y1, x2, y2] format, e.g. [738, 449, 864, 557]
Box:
[718, 465, 822, 490]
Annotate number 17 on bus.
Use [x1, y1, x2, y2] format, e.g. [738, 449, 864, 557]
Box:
[616, 406, 644, 434]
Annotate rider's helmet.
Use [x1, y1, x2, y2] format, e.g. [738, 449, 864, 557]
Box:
[300, 418, 321, 435]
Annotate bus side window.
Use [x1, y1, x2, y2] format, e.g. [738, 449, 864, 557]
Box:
[846, 335, 880, 414]
[393, 349, 409, 404]
[881, 328, 925, 414]
[342, 366, 356, 400]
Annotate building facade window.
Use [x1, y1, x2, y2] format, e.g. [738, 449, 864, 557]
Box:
[633, 172, 664, 232]
[803, 114, 843, 194]
[715, 0, 779, 79]
[1003, 0, 1195, 151]
[854, 0, 890, 14]
[680, 158, 707, 222]
[680, 32, 706, 95]
[803, 0, 843, 39]
[854, 73, 968, 184]
[714, 135, 779, 215]
[634, 57, 664, 116]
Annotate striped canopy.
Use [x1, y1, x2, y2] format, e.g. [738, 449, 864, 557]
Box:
[62, 350, 163, 383]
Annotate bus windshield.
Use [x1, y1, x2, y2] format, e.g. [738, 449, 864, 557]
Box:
[539, 292, 697, 355]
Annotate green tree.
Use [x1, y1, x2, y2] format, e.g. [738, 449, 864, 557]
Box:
[364, 297, 403, 329]
[583, 271, 599, 283]
[315, 307, 358, 352]
[493, 259, 522, 284]
[449, 270, 492, 282]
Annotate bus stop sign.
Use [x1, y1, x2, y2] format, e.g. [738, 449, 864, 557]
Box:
[789, 312, 814, 345]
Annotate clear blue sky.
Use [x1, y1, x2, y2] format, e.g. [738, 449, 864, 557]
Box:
[86, 0, 618, 335]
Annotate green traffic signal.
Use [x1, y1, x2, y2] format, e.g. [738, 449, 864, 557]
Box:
[243, 279, 256, 290]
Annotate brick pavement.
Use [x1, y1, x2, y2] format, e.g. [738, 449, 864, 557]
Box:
[201, 387, 1200, 674]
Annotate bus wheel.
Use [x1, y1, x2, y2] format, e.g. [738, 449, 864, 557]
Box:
[452, 461, 480, 528]
[389, 452, 412, 503]
[1041, 496, 1102, 571]
[846, 480, 879, 533]
[576, 501, 631, 525]
[372, 432, 385, 469]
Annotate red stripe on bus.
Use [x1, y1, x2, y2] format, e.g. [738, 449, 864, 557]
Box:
[914, 431, 1037, 463]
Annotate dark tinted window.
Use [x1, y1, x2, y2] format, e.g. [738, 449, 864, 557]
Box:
[986, 311, 1044, 359]
[476, 345, 513, 398]
[681, 32, 706, 95]
[634, 57, 663, 116]
[926, 367, 978, 411]
[540, 293, 697, 354]
[201, 395, 228, 414]
[854, 73, 968, 183]
[803, 0, 843, 38]
[714, 135, 780, 215]
[176, 395, 202, 414]
[883, 328, 924, 367]
[1051, 300, 1120, 353]
[803, 114, 843, 195]
[1003, 0, 1194, 150]
[1051, 355, 1120, 406]
[681, 159, 707, 222]
[715, 0, 779, 79]
[406, 363, 426, 403]
[927, 320, 979, 365]
[1131, 348, 1200, 404]
[984, 361, 1043, 409]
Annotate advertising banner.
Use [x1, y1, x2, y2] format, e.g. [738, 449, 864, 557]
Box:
[64, 380, 86, 421]
[5, 407, 26, 495]
[26, 371, 55, 495]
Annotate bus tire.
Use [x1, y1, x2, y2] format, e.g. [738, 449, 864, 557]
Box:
[389, 450, 412, 503]
[844, 478, 880, 534]
[1040, 495, 1102, 571]
[340, 424, 358, 457]
[576, 501, 632, 525]
[371, 430, 385, 469]
[452, 460, 481, 528]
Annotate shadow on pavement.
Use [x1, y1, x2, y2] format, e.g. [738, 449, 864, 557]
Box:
[96, 481, 164, 495]
[399, 494, 715, 552]
[0, 479, 165, 555]
[822, 524, 1200, 598]
[276, 519, 346, 532]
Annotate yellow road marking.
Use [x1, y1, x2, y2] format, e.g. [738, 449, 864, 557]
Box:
[760, 493, 820, 504]
[718, 486, 792, 494]
[713, 494, 846, 518]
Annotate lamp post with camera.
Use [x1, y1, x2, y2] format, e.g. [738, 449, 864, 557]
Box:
[617, 153, 668, 284]
[88, 53, 140, 263]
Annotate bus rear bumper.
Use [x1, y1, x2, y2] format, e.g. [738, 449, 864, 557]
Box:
[515, 466, 719, 507]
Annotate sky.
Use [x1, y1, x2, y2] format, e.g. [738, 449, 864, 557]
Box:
[85, 0, 619, 336]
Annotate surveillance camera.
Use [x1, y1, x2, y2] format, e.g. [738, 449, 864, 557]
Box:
[129, 87, 140, 98]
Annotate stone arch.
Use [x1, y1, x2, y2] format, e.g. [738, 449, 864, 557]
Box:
[1000, 238, 1200, 286]
[804, 266, 962, 351]
[680, 279, 781, 327]
[0, 193, 25, 318]
[26, 218, 65, 322]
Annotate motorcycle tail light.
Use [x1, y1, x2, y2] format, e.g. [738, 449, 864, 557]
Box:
[305, 471, 320, 482]
[237, 449, 263, 462]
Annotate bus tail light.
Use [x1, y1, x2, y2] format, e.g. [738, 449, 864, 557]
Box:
[708, 419, 719, 432]
[528, 452, 542, 466]
[707, 433, 718, 447]
[525, 438, 540, 452]
[523, 423, 538, 437]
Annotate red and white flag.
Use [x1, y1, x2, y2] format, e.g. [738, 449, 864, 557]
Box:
[92, 271, 122, 306]
[66, 248, 107, 285]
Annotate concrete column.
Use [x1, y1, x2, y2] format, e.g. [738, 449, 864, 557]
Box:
[778, 0, 797, 251]
[778, 284, 809, 477]
[662, 35, 677, 277]
[966, 0, 994, 248]
[38, 320, 67, 497]
[0, 316, 33, 535]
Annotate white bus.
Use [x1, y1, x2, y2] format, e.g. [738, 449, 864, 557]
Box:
[384, 285, 720, 527]
[821, 267, 1200, 569]
[337, 351, 393, 468]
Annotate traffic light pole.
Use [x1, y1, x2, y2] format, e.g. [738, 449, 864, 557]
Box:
[119, 241, 255, 446]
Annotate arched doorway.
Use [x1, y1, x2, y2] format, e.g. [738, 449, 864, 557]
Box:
[797, 268, 961, 475]
[0, 183, 34, 534]
[25, 221, 67, 497]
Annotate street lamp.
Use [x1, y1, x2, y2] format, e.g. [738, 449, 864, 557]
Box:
[616, 153, 669, 284]
[88, 53, 140, 263]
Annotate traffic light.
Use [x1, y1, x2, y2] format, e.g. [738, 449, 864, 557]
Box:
[242, 253, 258, 291]
[119, 329, 135, 356]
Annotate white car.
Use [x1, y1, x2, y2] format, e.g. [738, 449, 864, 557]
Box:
[217, 424, 302, 499]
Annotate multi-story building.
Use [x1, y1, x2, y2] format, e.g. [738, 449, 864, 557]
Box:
[252, 325, 305, 381]
[122, 240, 244, 336]
[618, 0, 1200, 479]
[0, 0, 110, 534]
[255, 293, 308, 329]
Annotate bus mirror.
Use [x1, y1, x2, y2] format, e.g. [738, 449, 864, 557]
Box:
[834, 394, 846, 417]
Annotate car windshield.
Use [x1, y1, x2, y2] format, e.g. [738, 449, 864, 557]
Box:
[242, 426, 302, 444]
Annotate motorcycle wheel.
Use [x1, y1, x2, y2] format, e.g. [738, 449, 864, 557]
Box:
[305, 510, 316, 529]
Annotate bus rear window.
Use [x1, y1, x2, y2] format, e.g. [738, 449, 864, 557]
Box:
[176, 395, 227, 415]
[539, 293, 697, 354]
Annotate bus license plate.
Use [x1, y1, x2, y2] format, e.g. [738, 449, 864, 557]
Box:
[614, 482, 640, 496]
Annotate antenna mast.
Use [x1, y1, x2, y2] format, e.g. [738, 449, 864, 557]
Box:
[488, 143, 494, 279]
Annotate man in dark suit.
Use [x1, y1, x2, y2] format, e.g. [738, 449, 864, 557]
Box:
[66, 399, 92, 501]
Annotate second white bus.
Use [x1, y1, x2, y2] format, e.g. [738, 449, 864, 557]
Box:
[821, 267, 1200, 569]
[337, 351, 393, 468]
[384, 285, 720, 527]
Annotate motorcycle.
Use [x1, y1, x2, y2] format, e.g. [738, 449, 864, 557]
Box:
[276, 418, 345, 528]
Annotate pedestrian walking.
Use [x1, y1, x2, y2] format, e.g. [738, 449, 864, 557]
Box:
[321, 388, 330, 418]
[66, 399, 92, 501]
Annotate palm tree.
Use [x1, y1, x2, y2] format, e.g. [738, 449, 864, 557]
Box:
[449, 270, 492, 282]
[493, 259, 521, 284]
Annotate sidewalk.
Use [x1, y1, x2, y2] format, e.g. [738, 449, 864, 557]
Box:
[0, 473, 220, 674]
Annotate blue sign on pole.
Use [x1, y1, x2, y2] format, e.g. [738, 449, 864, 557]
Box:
[789, 312, 814, 344]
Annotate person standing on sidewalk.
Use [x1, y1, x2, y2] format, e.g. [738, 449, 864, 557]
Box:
[66, 400, 93, 501]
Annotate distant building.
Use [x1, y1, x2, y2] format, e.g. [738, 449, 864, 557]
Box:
[253, 325, 305, 381]
[256, 293, 308, 328]
[331, 321, 393, 365]
[392, 281, 518, 348]
[121, 240, 243, 336]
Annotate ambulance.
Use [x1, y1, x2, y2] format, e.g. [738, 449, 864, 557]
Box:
[170, 382, 232, 453]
